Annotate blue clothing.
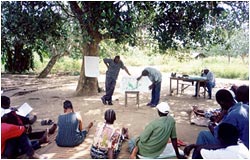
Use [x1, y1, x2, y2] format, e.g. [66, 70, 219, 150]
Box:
[143, 67, 162, 106]
[214, 102, 249, 149]
[103, 58, 125, 80]
[3, 133, 34, 158]
[150, 82, 161, 105]
[144, 67, 162, 83]
[102, 58, 126, 103]
[194, 71, 215, 98]
[102, 76, 116, 103]
[56, 112, 87, 147]
[194, 102, 249, 153]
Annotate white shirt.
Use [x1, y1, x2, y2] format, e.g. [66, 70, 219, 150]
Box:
[206, 71, 215, 83]
[201, 143, 249, 159]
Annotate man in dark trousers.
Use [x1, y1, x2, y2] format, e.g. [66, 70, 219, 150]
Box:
[101, 56, 131, 105]
[137, 67, 162, 107]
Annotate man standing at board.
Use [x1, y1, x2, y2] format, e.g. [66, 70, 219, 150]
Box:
[137, 67, 162, 107]
[101, 56, 131, 105]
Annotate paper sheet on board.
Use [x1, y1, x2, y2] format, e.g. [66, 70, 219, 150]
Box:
[84, 56, 99, 77]
[120, 76, 151, 93]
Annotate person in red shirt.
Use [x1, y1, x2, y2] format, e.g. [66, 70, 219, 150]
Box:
[1, 123, 45, 158]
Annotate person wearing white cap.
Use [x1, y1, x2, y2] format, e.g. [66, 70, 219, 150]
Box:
[128, 102, 185, 159]
[193, 68, 215, 99]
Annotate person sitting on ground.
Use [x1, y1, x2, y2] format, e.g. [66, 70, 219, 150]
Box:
[191, 106, 224, 124]
[1, 95, 57, 149]
[230, 84, 238, 95]
[184, 123, 249, 159]
[90, 109, 129, 159]
[188, 89, 249, 158]
[1, 96, 37, 126]
[1, 123, 46, 159]
[1, 96, 57, 149]
[193, 68, 215, 99]
[128, 102, 185, 159]
[137, 67, 162, 107]
[56, 100, 93, 147]
[235, 85, 249, 105]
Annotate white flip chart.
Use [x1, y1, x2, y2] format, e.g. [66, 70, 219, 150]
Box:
[120, 76, 151, 93]
[84, 56, 99, 77]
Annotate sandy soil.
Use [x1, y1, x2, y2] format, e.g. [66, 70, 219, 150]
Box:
[1, 67, 248, 159]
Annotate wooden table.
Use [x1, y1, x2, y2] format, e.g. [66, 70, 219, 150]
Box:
[125, 91, 139, 107]
[169, 76, 207, 98]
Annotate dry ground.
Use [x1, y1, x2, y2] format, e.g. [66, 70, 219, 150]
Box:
[1, 66, 248, 159]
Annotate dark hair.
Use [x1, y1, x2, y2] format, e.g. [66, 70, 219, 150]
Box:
[216, 89, 235, 104]
[230, 84, 238, 95]
[1, 96, 10, 109]
[218, 123, 239, 146]
[235, 85, 249, 104]
[114, 55, 120, 59]
[157, 110, 168, 117]
[104, 109, 116, 124]
[63, 100, 73, 110]
[142, 70, 149, 76]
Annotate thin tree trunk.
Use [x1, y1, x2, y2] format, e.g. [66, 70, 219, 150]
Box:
[37, 54, 61, 78]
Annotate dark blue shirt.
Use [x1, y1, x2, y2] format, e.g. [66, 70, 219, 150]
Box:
[104, 58, 125, 80]
[215, 102, 249, 149]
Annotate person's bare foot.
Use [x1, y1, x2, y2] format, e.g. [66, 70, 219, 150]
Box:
[86, 122, 93, 132]
[29, 115, 37, 124]
[48, 124, 57, 134]
[39, 129, 49, 144]
[122, 127, 129, 139]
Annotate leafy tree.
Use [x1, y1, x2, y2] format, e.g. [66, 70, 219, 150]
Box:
[67, 1, 230, 95]
[1, 1, 64, 73]
[2, 1, 248, 96]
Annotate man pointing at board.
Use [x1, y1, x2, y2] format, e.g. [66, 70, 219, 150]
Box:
[137, 67, 162, 107]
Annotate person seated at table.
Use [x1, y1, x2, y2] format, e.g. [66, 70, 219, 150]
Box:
[193, 68, 215, 99]
[56, 100, 93, 147]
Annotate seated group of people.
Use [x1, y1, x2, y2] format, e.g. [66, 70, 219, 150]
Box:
[1, 84, 249, 159]
[1, 96, 57, 159]
[186, 84, 249, 159]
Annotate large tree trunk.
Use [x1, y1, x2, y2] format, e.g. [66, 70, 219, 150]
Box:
[75, 41, 99, 96]
[38, 54, 60, 78]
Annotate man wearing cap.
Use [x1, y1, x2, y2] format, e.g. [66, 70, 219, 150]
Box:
[128, 102, 185, 159]
[193, 68, 215, 99]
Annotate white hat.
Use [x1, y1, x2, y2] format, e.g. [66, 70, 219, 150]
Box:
[156, 102, 170, 114]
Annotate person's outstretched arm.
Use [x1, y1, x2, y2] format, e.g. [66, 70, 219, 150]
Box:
[124, 66, 131, 76]
[171, 138, 186, 159]
[129, 146, 138, 159]
[76, 112, 83, 131]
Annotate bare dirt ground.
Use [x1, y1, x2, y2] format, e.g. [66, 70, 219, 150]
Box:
[1, 66, 249, 159]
